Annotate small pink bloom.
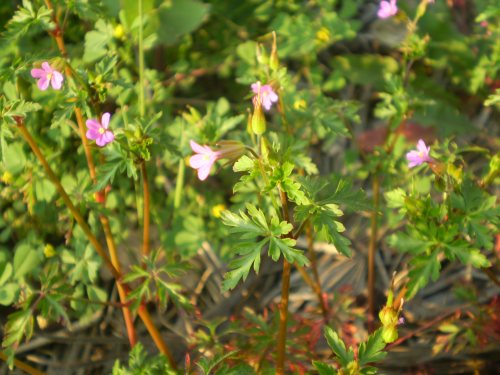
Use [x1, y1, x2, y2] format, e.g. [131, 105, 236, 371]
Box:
[251, 81, 278, 111]
[86, 112, 115, 147]
[406, 139, 433, 168]
[189, 140, 222, 181]
[31, 62, 64, 91]
[377, 0, 398, 19]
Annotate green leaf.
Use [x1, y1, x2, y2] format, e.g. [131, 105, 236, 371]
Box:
[156, 0, 210, 45]
[233, 155, 255, 172]
[406, 253, 441, 299]
[387, 233, 431, 255]
[311, 208, 352, 257]
[268, 237, 309, 266]
[358, 328, 387, 366]
[324, 326, 354, 367]
[1, 3, 53, 43]
[0, 283, 19, 305]
[222, 240, 266, 291]
[2, 309, 34, 349]
[0, 262, 13, 286]
[444, 241, 490, 268]
[2, 142, 26, 174]
[312, 361, 337, 374]
[13, 243, 41, 280]
[385, 188, 406, 209]
[83, 19, 114, 63]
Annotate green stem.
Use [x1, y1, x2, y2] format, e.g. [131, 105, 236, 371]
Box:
[140, 161, 151, 257]
[276, 187, 292, 374]
[368, 173, 380, 331]
[138, 0, 145, 118]
[174, 158, 185, 210]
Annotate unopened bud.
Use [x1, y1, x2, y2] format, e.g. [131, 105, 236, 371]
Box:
[251, 102, 266, 135]
[379, 306, 398, 326]
[382, 325, 398, 343]
[270, 31, 279, 71]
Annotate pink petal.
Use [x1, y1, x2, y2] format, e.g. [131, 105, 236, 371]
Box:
[101, 130, 114, 145]
[251, 82, 261, 94]
[86, 129, 100, 140]
[190, 154, 209, 169]
[31, 68, 45, 79]
[101, 112, 111, 129]
[37, 77, 50, 91]
[51, 71, 64, 90]
[416, 139, 428, 154]
[190, 140, 208, 154]
[197, 164, 212, 181]
[86, 119, 101, 131]
[41, 62, 52, 73]
[269, 92, 278, 102]
[95, 135, 107, 147]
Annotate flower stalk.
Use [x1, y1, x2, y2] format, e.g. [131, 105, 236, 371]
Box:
[16, 118, 177, 367]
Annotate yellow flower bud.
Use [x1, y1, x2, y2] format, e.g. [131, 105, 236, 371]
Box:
[1, 171, 13, 184]
[211, 204, 226, 218]
[44, 244, 56, 258]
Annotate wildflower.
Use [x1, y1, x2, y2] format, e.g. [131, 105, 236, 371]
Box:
[31, 61, 64, 91]
[189, 140, 245, 181]
[251, 81, 278, 111]
[211, 204, 226, 218]
[377, 0, 398, 19]
[86, 112, 115, 147]
[406, 139, 433, 168]
[44, 244, 56, 258]
[189, 140, 222, 181]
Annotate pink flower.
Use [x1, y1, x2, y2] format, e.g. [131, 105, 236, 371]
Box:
[31, 62, 64, 91]
[251, 81, 278, 111]
[406, 139, 433, 168]
[86, 113, 115, 147]
[189, 140, 222, 181]
[377, 0, 398, 19]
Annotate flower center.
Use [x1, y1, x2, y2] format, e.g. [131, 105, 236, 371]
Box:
[418, 151, 424, 158]
[98, 127, 106, 135]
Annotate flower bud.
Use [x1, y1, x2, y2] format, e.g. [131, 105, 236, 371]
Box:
[251, 101, 266, 135]
[270, 31, 279, 71]
[382, 325, 398, 343]
[216, 140, 246, 162]
[379, 306, 398, 326]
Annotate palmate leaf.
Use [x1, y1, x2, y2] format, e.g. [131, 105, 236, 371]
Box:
[311, 207, 352, 257]
[324, 326, 354, 367]
[318, 174, 370, 212]
[358, 328, 387, 366]
[312, 361, 336, 374]
[222, 240, 266, 291]
[406, 252, 441, 299]
[1, 2, 54, 43]
[222, 204, 308, 290]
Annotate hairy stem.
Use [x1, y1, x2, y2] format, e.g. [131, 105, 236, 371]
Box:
[43, 0, 137, 345]
[138, 0, 145, 118]
[306, 222, 328, 320]
[140, 161, 151, 257]
[276, 187, 292, 374]
[16, 121, 176, 367]
[368, 174, 380, 330]
[0, 351, 45, 375]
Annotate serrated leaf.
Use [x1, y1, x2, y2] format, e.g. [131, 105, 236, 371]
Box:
[222, 240, 266, 291]
[324, 326, 354, 367]
[444, 241, 490, 268]
[406, 253, 441, 299]
[233, 155, 255, 172]
[312, 361, 337, 374]
[358, 328, 387, 366]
